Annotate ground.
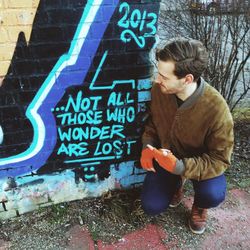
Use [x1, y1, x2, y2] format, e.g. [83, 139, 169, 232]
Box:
[0, 115, 249, 250]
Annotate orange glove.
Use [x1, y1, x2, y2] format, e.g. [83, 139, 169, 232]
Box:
[140, 147, 156, 172]
[147, 145, 177, 173]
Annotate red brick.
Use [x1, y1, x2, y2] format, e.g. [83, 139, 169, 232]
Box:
[97, 224, 168, 250]
[66, 225, 95, 250]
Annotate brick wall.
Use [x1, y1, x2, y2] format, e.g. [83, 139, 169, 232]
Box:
[0, 0, 160, 219]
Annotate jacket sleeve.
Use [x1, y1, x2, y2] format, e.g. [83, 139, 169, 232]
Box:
[141, 112, 160, 149]
[141, 85, 160, 149]
[182, 107, 234, 180]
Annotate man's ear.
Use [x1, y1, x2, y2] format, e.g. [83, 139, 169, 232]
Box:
[184, 74, 194, 84]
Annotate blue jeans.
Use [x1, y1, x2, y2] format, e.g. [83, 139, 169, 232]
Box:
[141, 162, 227, 215]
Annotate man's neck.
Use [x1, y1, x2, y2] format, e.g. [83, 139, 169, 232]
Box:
[176, 82, 198, 101]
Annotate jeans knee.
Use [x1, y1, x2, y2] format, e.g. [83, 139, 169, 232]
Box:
[196, 190, 226, 208]
[212, 191, 226, 206]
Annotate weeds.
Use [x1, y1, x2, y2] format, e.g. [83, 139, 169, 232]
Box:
[47, 203, 69, 223]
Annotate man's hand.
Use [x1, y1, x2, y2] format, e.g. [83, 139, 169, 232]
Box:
[147, 144, 177, 173]
[140, 147, 156, 172]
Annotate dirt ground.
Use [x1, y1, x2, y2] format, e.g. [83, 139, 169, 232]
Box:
[0, 117, 249, 250]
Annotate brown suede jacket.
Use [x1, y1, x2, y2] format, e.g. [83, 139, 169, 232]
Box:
[142, 78, 234, 180]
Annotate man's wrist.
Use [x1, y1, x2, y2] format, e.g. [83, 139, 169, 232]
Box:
[173, 159, 185, 175]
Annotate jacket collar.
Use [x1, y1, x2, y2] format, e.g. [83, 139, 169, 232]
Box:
[178, 77, 206, 109]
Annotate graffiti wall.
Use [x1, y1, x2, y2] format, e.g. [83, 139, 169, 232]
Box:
[0, 0, 160, 219]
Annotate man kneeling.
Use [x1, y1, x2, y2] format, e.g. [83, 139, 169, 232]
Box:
[140, 37, 234, 234]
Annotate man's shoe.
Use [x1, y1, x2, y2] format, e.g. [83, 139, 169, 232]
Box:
[169, 185, 184, 207]
[189, 204, 207, 234]
[169, 177, 186, 208]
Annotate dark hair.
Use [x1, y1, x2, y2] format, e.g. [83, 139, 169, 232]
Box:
[155, 37, 208, 81]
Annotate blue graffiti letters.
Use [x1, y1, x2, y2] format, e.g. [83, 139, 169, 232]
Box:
[56, 111, 103, 125]
[94, 140, 122, 156]
[118, 2, 157, 48]
[107, 92, 135, 123]
[58, 125, 125, 142]
[144, 13, 157, 37]
[118, 2, 130, 28]
[58, 139, 135, 158]
[94, 140, 136, 156]
[65, 91, 102, 112]
[57, 89, 137, 162]
[106, 107, 135, 123]
[57, 142, 89, 157]
[126, 140, 136, 154]
[107, 92, 134, 106]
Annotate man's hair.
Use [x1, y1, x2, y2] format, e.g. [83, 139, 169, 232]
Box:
[155, 37, 208, 81]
